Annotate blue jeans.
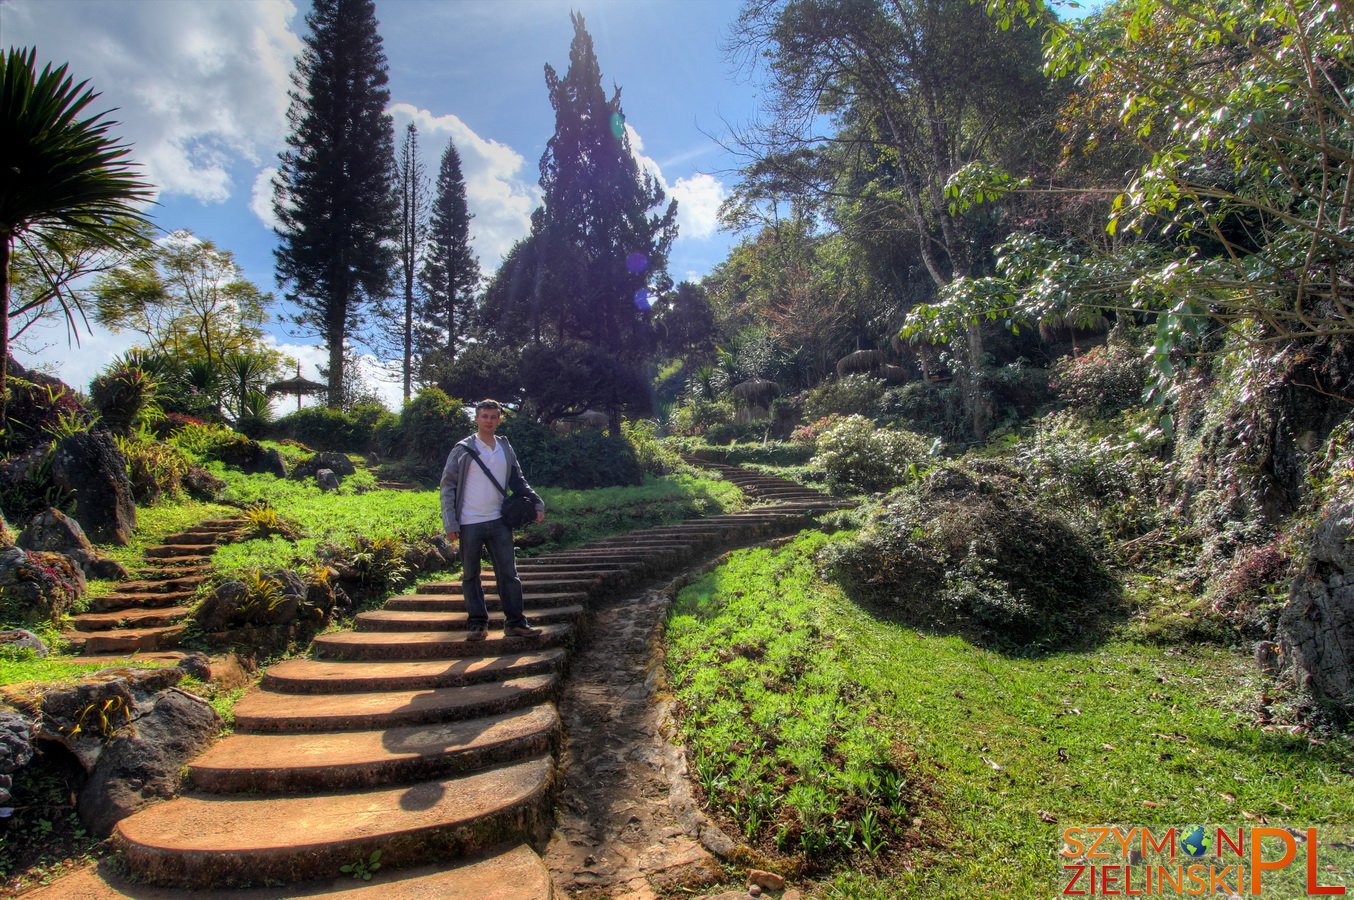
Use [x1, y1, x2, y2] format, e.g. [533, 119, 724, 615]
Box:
[459, 519, 528, 630]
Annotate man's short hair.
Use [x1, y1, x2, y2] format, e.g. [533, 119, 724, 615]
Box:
[475, 399, 503, 413]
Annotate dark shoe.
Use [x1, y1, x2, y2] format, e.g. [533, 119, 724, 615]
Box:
[464, 627, 487, 642]
[504, 624, 542, 638]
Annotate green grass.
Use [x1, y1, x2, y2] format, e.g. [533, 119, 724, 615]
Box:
[0, 650, 177, 687]
[210, 470, 742, 577]
[664, 534, 1354, 897]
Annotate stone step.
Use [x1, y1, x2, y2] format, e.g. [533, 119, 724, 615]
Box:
[313, 625, 571, 661]
[66, 624, 187, 655]
[89, 590, 199, 612]
[416, 576, 602, 595]
[70, 605, 192, 632]
[385, 591, 587, 613]
[141, 551, 214, 566]
[355, 605, 584, 633]
[261, 649, 568, 694]
[162, 532, 225, 546]
[232, 675, 556, 733]
[190, 704, 560, 793]
[144, 545, 217, 559]
[108, 576, 207, 594]
[114, 756, 555, 889]
[26, 843, 554, 899]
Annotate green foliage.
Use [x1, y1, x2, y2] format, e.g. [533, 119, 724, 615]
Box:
[821, 463, 1119, 651]
[811, 415, 937, 494]
[273, 403, 393, 453]
[115, 432, 192, 504]
[1012, 410, 1169, 542]
[89, 363, 160, 435]
[394, 387, 472, 474]
[804, 374, 887, 420]
[346, 535, 411, 592]
[619, 419, 685, 475]
[498, 416, 644, 489]
[419, 138, 479, 364]
[665, 397, 736, 438]
[339, 850, 382, 882]
[667, 537, 916, 871]
[165, 420, 241, 459]
[1, 376, 89, 456]
[1051, 343, 1147, 419]
[0, 45, 155, 430]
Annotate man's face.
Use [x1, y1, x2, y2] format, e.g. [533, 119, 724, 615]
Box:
[476, 407, 501, 432]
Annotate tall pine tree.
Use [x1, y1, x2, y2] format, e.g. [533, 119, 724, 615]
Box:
[531, 12, 678, 361]
[394, 122, 429, 402]
[273, 0, 397, 408]
[419, 137, 479, 374]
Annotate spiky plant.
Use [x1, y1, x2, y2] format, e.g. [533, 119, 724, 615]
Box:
[1, 47, 154, 429]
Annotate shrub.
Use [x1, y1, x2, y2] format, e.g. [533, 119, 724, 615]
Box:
[2, 376, 89, 455]
[666, 397, 735, 437]
[397, 388, 472, 474]
[620, 419, 685, 475]
[1051, 343, 1147, 418]
[811, 415, 936, 494]
[274, 403, 393, 453]
[877, 380, 969, 441]
[1013, 411, 1168, 540]
[167, 421, 243, 459]
[803, 374, 886, 420]
[90, 365, 160, 435]
[499, 417, 644, 489]
[821, 464, 1119, 651]
[115, 434, 192, 504]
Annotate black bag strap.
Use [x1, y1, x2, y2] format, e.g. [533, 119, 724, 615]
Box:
[464, 441, 509, 497]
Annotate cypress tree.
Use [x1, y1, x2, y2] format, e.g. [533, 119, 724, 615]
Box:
[419, 138, 479, 370]
[532, 12, 678, 360]
[273, 0, 397, 408]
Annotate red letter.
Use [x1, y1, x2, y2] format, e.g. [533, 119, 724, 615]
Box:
[1306, 828, 1347, 895]
[1250, 828, 1297, 894]
[1063, 864, 1086, 895]
[1216, 827, 1245, 859]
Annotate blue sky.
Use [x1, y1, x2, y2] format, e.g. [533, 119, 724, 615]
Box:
[3, 0, 758, 406]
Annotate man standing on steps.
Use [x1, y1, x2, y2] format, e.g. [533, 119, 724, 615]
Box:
[440, 399, 546, 641]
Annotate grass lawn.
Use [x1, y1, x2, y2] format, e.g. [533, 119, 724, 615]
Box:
[665, 534, 1354, 898]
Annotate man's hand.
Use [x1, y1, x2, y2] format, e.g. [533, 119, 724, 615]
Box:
[446, 531, 458, 541]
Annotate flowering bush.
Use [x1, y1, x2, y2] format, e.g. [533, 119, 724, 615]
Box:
[811, 415, 936, 493]
[1051, 343, 1147, 419]
[789, 415, 845, 448]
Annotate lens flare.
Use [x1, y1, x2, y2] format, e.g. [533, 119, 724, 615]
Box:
[626, 251, 649, 274]
[633, 288, 652, 309]
[610, 112, 626, 140]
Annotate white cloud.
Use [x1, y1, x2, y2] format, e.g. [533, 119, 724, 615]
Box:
[670, 173, 726, 241]
[625, 124, 726, 243]
[5, 0, 302, 203]
[12, 319, 144, 394]
[251, 167, 285, 234]
[389, 104, 540, 269]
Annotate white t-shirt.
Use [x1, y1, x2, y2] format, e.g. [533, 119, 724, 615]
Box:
[460, 435, 509, 525]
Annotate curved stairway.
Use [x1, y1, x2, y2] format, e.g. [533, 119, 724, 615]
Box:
[32, 466, 848, 898]
[62, 518, 243, 660]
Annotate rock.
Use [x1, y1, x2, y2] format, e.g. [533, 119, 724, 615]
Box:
[0, 708, 35, 816]
[316, 468, 340, 491]
[77, 688, 222, 836]
[292, 451, 356, 482]
[0, 628, 49, 657]
[1278, 502, 1354, 711]
[89, 557, 130, 580]
[748, 870, 785, 892]
[16, 507, 127, 580]
[0, 666, 185, 770]
[49, 432, 137, 545]
[0, 548, 85, 625]
[183, 464, 227, 500]
[193, 580, 250, 632]
[1255, 641, 1285, 676]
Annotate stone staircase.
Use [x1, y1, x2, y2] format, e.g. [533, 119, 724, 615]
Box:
[33, 467, 848, 898]
[62, 518, 243, 659]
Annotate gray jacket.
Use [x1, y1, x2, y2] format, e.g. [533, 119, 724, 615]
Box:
[439, 434, 544, 533]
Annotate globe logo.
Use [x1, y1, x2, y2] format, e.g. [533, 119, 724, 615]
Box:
[1181, 825, 1211, 858]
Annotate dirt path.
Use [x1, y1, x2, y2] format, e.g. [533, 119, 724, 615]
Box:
[546, 576, 734, 899]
